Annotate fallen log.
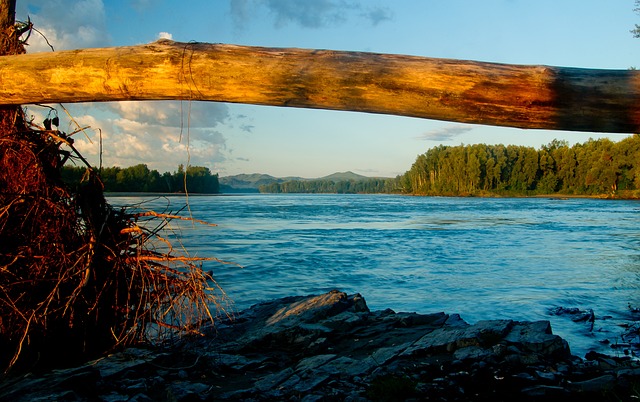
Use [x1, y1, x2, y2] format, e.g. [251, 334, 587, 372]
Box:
[0, 39, 638, 133]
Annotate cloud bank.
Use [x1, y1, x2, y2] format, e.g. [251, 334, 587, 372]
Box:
[17, 0, 111, 52]
[75, 101, 230, 172]
[231, 0, 392, 29]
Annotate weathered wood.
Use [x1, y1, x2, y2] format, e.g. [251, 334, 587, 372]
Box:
[0, 39, 638, 133]
[0, 0, 15, 32]
[0, 0, 21, 129]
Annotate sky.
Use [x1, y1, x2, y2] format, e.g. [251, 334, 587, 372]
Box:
[14, 0, 640, 178]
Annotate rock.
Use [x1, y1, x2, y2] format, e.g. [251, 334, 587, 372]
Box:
[401, 319, 513, 357]
[549, 306, 596, 327]
[265, 290, 366, 326]
[569, 374, 616, 393]
[128, 394, 155, 402]
[504, 321, 571, 358]
[301, 394, 324, 402]
[1, 290, 639, 401]
[254, 367, 295, 392]
[165, 381, 210, 401]
[521, 385, 570, 398]
[445, 313, 468, 327]
[617, 367, 640, 377]
[453, 345, 494, 361]
[535, 370, 557, 382]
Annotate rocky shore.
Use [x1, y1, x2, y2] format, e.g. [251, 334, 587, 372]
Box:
[2, 290, 639, 401]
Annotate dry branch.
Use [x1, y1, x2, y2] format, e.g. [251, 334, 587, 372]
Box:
[0, 116, 231, 373]
[0, 40, 639, 133]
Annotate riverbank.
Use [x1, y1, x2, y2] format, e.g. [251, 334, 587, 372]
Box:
[2, 290, 639, 401]
[412, 191, 640, 200]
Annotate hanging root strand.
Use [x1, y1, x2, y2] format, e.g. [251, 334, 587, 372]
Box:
[0, 107, 230, 374]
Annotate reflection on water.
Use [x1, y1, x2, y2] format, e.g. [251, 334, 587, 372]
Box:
[108, 194, 640, 357]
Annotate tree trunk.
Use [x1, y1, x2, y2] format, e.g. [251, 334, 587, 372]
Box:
[0, 0, 14, 30]
[0, 39, 638, 133]
[0, 0, 21, 129]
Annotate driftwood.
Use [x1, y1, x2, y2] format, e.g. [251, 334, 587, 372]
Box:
[0, 40, 638, 133]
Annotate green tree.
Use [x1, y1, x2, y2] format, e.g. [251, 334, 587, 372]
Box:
[551, 142, 576, 192]
[536, 146, 558, 193]
[61, 164, 219, 194]
[632, 1, 640, 38]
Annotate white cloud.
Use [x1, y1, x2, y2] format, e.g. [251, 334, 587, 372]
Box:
[17, 0, 111, 52]
[416, 125, 475, 142]
[157, 32, 173, 40]
[37, 101, 232, 173]
[109, 101, 229, 129]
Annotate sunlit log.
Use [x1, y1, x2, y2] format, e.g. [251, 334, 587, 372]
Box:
[0, 40, 638, 133]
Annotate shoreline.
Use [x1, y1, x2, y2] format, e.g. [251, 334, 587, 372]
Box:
[104, 191, 640, 200]
[2, 291, 639, 401]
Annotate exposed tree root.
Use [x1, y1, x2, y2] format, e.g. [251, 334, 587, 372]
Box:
[0, 108, 229, 374]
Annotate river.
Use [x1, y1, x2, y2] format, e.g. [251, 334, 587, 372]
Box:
[108, 193, 640, 357]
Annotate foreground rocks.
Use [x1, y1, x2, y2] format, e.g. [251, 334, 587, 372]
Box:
[2, 290, 639, 401]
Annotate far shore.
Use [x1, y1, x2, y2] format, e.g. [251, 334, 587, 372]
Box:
[104, 191, 640, 200]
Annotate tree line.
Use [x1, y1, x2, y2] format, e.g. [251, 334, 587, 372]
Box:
[400, 136, 640, 197]
[61, 164, 220, 194]
[61, 136, 640, 198]
[258, 178, 397, 194]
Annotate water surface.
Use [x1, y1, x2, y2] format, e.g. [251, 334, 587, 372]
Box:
[109, 194, 640, 357]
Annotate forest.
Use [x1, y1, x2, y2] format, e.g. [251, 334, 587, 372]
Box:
[61, 136, 640, 198]
[400, 136, 640, 197]
[61, 164, 220, 194]
[257, 136, 640, 198]
[258, 178, 396, 194]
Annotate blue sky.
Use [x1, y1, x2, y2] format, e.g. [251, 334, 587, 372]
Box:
[15, 1, 640, 178]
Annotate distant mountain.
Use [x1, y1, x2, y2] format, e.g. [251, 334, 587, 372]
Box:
[219, 171, 388, 193]
[318, 171, 371, 181]
[219, 173, 304, 193]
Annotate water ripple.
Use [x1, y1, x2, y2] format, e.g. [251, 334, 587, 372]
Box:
[108, 194, 640, 357]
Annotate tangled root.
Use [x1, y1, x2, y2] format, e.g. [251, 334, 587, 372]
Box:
[0, 108, 228, 373]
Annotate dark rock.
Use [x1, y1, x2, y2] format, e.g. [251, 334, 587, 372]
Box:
[164, 381, 210, 401]
[504, 321, 571, 358]
[521, 385, 570, 398]
[549, 306, 595, 323]
[617, 367, 640, 377]
[128, 394, 155, 402]
[1, 290, 639, 401]
[254, 367, 295, 392]
[535, 370, 557, 382]
[569, 374, 616, 393]
[401, 319, 513, 357]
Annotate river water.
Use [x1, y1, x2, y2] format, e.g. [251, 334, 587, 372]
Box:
[108, 194, 640, 357]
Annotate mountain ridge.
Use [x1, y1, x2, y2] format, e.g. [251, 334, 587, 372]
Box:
[219, 171, 390, 192]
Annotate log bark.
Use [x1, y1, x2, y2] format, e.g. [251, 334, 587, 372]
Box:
[0, 0, 22, 129]
[0, 0, 15, 32]
[0, 39, 639, 133]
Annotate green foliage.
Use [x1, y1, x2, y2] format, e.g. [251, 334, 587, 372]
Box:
[401, 136, 640, 198]
[258, 177, 401, 194]
[633, 0, 640, 38]
[61, 164, 220, 194]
